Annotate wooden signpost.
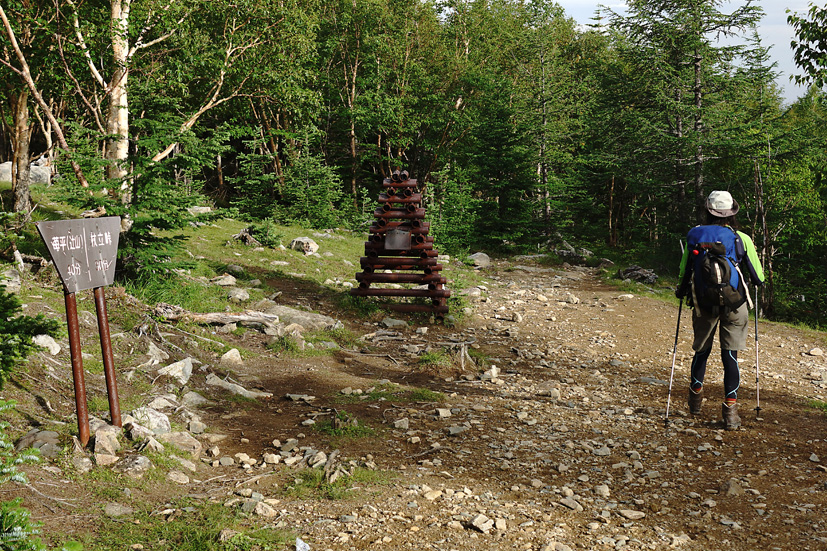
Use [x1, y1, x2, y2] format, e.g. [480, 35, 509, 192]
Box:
[36, 217, 122, 446]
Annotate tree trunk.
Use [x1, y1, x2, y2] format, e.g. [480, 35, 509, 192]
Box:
[754, 161, 772, 316]
[692, 48, 705, 225]
[10, 88, 32, 218]
[106, 0, 131, 204]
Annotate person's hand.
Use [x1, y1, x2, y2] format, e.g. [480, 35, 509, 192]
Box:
[675, 286, 685, 299]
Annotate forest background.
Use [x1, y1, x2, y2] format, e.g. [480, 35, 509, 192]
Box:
[2, 0, 827, 328]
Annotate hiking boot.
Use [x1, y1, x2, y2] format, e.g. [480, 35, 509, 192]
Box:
[688, 388, 703, 415]
[722, 402, 741, 431]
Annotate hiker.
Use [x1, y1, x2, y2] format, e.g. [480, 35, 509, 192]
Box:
[675, 191, 765, 430]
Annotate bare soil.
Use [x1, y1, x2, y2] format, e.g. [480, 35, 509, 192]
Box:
[8, 259, 827, 550]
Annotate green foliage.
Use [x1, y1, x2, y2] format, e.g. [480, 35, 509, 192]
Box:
[0, 213, 24, 257]
[231, 131, 349, 229]
[0, 285, 60, 390]
[808, 399, 827, 413]
[427, 169, 478, 256]
[124, 273, 229, 314]
[304, 327, 360, 349]
[466, 348, 490, 370]
[789, 4, 827, 89]
[407, 387, 445, 403]
[336, 293, 380, 318]
[314, 411, 375, 438]
[417, 349, 452, 369]
[0, 498, 45, 551]
[265, 335, 303, 355]
[247, 219, 284, 248]
[0, 400, 81, 551]
[282, 467, 394, 501]
[333, 383, 445, 404]
[83, 501, 293, 551]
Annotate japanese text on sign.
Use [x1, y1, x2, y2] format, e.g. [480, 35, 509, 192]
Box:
[36, 217, 121, 294]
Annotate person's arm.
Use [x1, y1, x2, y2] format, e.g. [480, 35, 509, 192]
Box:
[737, 231, 765, 285]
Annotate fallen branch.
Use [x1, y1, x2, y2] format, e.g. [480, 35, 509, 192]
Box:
[153, 303, 279, 330]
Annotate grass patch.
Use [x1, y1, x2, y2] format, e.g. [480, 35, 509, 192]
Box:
[467, 347, 490, 369]
[418, 349, 453, 369]
[87, 395, 110, 413]
[266, 335, 303, 355]
[79, 500, 295, 551]
[807, 399, 827, 413]
[336, 293, 380, 317]
[333, 383, 445, 404]
[305, 327, 360, 349]
[222, 392, 260, 406]
[125, 273, 232, 313]
[281, 467, 395, 501]
[314, 411, 375, 438]
[407, 387, 445, 403]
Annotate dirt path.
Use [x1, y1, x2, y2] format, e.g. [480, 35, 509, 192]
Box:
[16, 259, 827, 550]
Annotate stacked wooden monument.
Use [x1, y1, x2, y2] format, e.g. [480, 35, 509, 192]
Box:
[350, 170, 450, 318]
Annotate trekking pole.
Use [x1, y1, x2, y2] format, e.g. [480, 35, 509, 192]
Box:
[754, 285, 761, 418]
[664, 297, 683, 427]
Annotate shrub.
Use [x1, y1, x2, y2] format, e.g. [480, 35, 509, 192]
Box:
[0, 285, 60, 390]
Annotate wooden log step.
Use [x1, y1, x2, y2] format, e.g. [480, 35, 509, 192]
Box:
[374, 207, 426, 219]
[360, 257, 438, 268]
[369, 221, 430, 233]
[378, 192, 422, 204]
[349, 288, 451, 298]
[356, 273, 446, 285]
[365, 248, 438, 258]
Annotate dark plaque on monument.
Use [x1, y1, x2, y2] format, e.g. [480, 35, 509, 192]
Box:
[36, 217, 120, 293]
[385, 228, 412, 250]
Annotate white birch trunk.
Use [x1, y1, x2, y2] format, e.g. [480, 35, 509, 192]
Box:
[106, 0, 132, 204]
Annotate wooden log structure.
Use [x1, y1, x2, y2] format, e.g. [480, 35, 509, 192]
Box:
[350, 170, 450, 319]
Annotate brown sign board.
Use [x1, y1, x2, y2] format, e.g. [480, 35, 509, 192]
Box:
[36, 217, 121, 293]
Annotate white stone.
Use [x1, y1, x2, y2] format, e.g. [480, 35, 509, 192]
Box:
[147, 341, 169, 362]
[206, 373, 272, 399]
[470, 514, 494, 533]
[131, 407, 171, 434]
[227, 288, 250, 303]
[167, 470, 190, 484]
[289, 237, 319, 255]
[220, 348, 244, 368]
[468, 252, 491, 268]
[157, 358, 193, 386]
[33, 335, 61, 355]
[212, 274, 237, 286]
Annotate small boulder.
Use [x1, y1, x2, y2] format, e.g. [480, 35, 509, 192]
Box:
[289, 237, 319, 255]
[227, 288, 250, 303]
[113, 455, 153, 478]
[220, 348, 244, 368]
[0, 269, 22, 294]
[157, 358, 193, 386]
[33, 335, 61, 355]
[130, 407, 171, 434]
[468, 252, 491, 268]
[157, 431, 202, 458]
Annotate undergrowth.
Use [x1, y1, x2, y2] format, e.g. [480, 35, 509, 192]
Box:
[281, 467, 395, 501]
[333, 384, 445, 404]
[314, 411, 375, 438]
[81, 500, 294, 551]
